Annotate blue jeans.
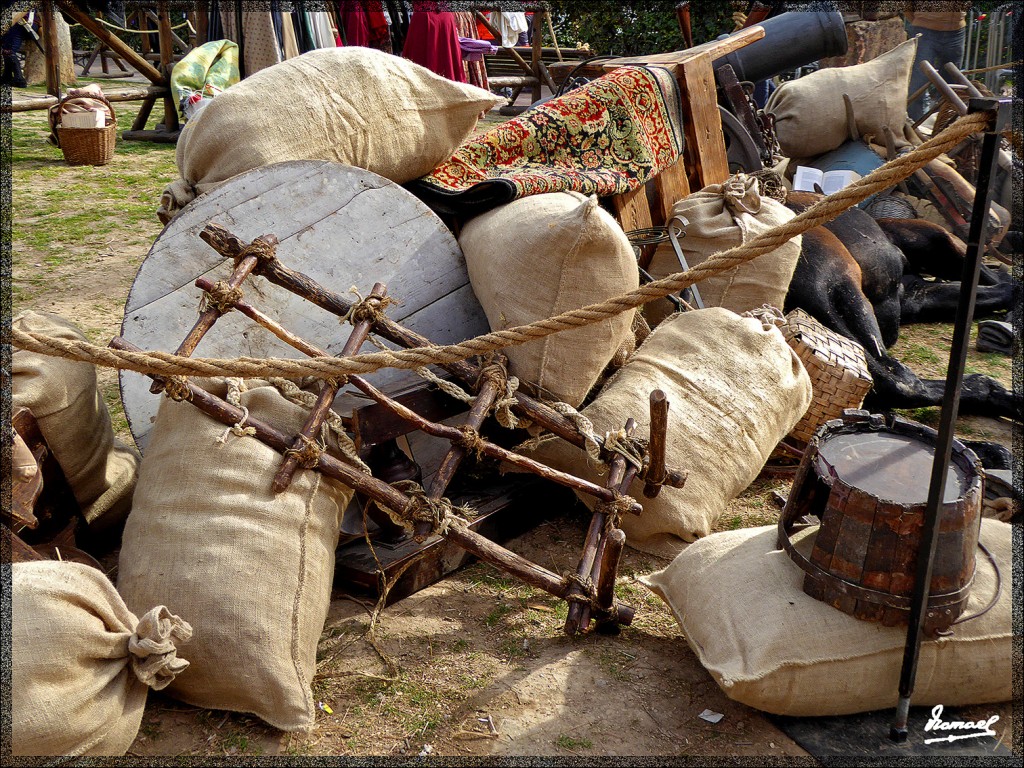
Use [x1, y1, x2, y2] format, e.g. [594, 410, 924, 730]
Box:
[907, 26, 967, 121]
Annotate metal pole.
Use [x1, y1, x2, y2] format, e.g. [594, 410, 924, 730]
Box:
[889, 97, 1008, 742]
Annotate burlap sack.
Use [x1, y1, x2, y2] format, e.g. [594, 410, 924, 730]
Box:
[11, 310, 140, 532]
[159, 47, 503, 221]
[461, 192, 639, 407]
[645, 175, 801, 328]
[12, 561, 192, 756]
[643, 519, 1012, 716]
[766, 37, 918, 158]
[117, 380, 355, 732]
[530, 308, 812, 557]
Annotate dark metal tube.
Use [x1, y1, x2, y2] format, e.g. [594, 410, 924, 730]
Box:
[889, 99, 1004, 742]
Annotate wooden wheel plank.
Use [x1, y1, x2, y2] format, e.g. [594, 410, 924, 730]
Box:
[120, 161, 489, 451]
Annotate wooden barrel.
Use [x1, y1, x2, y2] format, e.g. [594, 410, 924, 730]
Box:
[778, 410, 983, 636]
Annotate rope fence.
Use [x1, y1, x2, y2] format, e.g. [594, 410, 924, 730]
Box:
[7, 110, 993, 381]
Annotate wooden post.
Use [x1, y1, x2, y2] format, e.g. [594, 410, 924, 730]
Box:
[157, 1, 179, 133]
[530, 10, 543, 104]
[38, 1, 61, 98]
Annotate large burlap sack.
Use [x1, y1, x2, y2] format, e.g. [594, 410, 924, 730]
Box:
[117, 380, 356, 731]
[645, 174, 801, 328]
[461, 192, 639, 407]
[643, 519, 1012, 716]
[159, 47, 503, 221]
[530, 308, 812, 557]
[11, 310, 140, 532]
[12, 561, 192, 756]
[766, 37, 917, 158]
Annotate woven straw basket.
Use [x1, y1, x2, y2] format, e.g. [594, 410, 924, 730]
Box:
[55, 95, 117, 167]
[780, 308, 873, 446]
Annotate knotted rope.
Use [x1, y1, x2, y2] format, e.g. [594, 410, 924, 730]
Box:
[377, 480, 475, 537]
[215, 378, 257, 443]
[8, 112, 992, 380]
[200, 281, 244, 315]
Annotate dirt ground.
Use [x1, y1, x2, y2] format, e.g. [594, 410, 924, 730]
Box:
[7, 82, 1019, 761]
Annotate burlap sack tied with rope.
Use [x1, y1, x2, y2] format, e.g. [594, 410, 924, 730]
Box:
[12, 561, 192, 756]
[645, 174, 801, 327]
[529, 308, 812, 557]
[117, 379, 355, 732]
[461, 192, 639, 407]
[158, 47, 503, 222]
[12, 310, 140, 533]
[766, 36, 918, 158]
[643, 519, 1012, 716]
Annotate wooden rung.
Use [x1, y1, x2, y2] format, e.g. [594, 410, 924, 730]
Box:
[488, 76, 540, 88]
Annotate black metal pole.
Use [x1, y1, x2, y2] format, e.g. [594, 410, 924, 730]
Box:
[889, 97, 1008, 742]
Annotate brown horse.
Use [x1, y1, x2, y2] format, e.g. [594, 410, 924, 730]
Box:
[783, 192, 1019, 422]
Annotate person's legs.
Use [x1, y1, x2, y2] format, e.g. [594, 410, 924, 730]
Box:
[907, 27, 937, 121]
[1, 23, 28, 88]
[907, 26, 967, 122]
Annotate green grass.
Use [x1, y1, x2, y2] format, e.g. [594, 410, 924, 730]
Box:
[556, 734, 594, 751]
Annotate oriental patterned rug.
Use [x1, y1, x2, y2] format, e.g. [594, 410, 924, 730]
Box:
[408, 65, 685, 216]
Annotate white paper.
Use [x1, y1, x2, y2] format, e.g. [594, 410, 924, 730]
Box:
[792, 166, 823, 193]
[699, 709, 725, 724]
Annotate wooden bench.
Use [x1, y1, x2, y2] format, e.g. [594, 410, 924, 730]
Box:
[485, 45, 592, 93]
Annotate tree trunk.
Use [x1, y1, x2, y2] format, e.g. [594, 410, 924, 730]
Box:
[24, 12, 77, 87]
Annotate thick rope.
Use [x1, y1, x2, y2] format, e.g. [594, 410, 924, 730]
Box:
[8, 112, 991, 380]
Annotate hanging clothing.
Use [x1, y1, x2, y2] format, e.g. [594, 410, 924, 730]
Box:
[310, 11, 338, 49]
[280, 13, 300, 59]
[340, 1, 392, 53]
[454, 11, 489, 92]
[220, 10, 283, 76]
[402, 2, 465, 83]
[493, 11, 528, 48]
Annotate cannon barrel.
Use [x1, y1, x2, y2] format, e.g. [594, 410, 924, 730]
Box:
[712, 11, 848, 84]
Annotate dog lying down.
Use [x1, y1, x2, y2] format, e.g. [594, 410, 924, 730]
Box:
[782, 191, 1020, 423]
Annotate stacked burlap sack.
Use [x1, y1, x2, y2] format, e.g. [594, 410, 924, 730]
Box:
[643, 519, 1013, 716]
[526, 307, 813, 557]
[460, 192, 639, 407]
[766, 37, 918, 159]
[117, 378, 356, 732]
[158, 47, 503, 222]
[11, 561, 192, 756]
[12, 310, 140, 533]
[644, 173, 802, 328]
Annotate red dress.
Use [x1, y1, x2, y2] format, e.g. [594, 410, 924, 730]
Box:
[402, 2, 465, 83]
[340, 1, 391, 53]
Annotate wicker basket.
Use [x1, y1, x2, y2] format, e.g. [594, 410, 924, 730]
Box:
[780, 308, 873, 446]
[55, 94, 117, 167]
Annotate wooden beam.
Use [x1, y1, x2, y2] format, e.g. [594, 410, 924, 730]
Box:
[55, 0, 164, 83]
[157, 2, 179, 132]
[39, 2, 61, 98]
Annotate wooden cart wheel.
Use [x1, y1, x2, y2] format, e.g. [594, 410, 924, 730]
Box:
[720, 105, 764, 175]
[120, 161, 489, 452]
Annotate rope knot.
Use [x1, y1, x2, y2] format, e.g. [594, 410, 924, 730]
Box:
[563, 571, 598, 606]
[600, 493, 638, 531]
[386, 480, 474, 536]
[235, 235, 278, 266]
[284, 434, 324, 469]
[163, 376, 192, 402]
[456, 425, 488, 460]
[200, 280, 244, 315]
[478, 360, 521, 429]
[344, 287, 398, 327]
[603, 429, 648, 472]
